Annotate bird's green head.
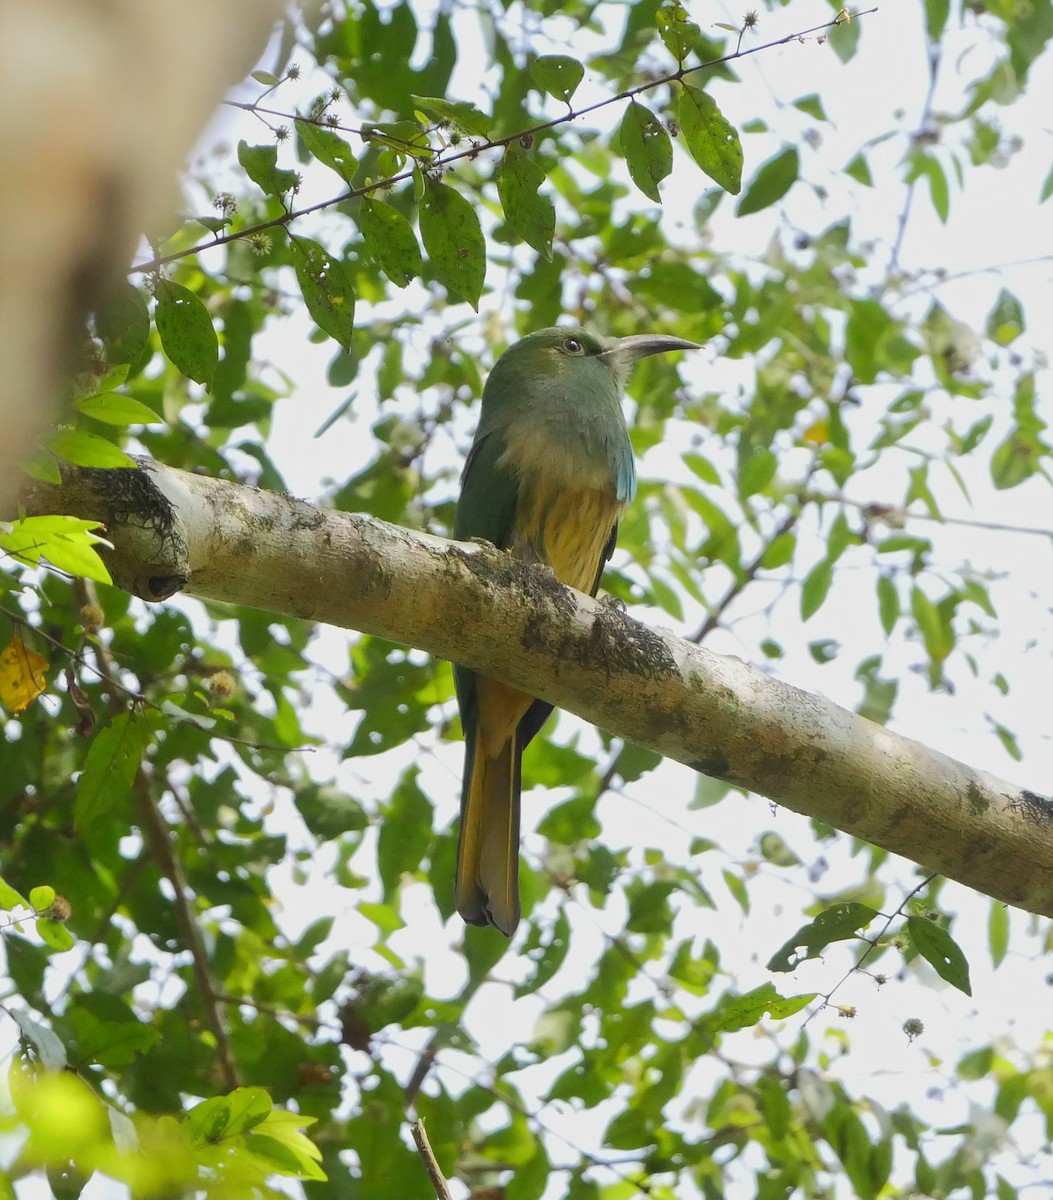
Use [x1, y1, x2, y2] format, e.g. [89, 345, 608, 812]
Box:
[486, 325, 700, 395]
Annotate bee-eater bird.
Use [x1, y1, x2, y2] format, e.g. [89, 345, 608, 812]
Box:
[453, 325, 699, 935]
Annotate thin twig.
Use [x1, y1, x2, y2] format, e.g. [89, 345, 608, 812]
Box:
[135, 770, 239, 1090]
[803, 873, 936, 1026]
[411, 1118, 454, 1200]
[832, 495, 1053, 539]
[71, 580, 239, 1091]
[887, 39, 941, 276]
[131, 8, 879, 275]
[689, 502, 806, 645]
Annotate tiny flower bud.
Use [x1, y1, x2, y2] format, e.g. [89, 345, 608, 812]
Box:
[79, 604, 104, 633]
[209, 670, 237, 700]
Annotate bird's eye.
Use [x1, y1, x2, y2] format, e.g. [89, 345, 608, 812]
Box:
[562, 337, 584, 355]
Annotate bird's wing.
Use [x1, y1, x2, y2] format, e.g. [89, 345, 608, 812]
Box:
[454, 430, 518, 548]
[453, 430, 520, 729]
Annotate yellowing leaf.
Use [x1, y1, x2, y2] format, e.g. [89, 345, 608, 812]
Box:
[0, 636, 48, 713]
[802, 417, 829, 445]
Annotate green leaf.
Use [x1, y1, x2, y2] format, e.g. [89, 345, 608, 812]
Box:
[419, 177, 486, 308]
[358, 197, 423, 288]
[0, 514, 114, 584]
[154, 280, 218, 386]
[49, 428, 135, 470]
[911, 585, 953, 662]
[411, 94, 492, 137]
[794, 94, 827, 121]
[73, 392, 160, 426]
[925, 0, 950, 42]
[496, 143, 556, 258]
[910, 153, 950, 223]
[237, 139, 298, 196]
[619, 101, 672, 203]
[377, 770, 433, 900]
[1040, 161, 1053, 203]
[295, 119, 359, 183]
[36, 919, 74, 953]
[767, 902, 880, 972]
[95, 282, 150, 367]
[736, 147, 799, 216]
[988, 901, 1009, 968]
[678, 83, 742, 194]
[187, 1088, 273, 1140]
[0, 873, 28, 911]
[657, 2, 701, 63]
[250, 1109, 326, 1181]
[29, 886, 55, 911]
[800, 558, 833, 621]
[530, 55, 584, 103]
[761, 532, 795, 570]
[985, 288, 1025, 345]
[845, 152, 873, 186]
[75, 711, 146, 832]
[705, 982, 815, 1035]
[907, 915, 972, 995]
[738, 447, 777, 496]
[293, 238, 356, 349]
[876, 574, 899, 635]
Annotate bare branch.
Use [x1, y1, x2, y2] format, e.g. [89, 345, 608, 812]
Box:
[18, 459, 1053, 919]
[411, 1118, 453, 1200]
[131, 8, 880, 275]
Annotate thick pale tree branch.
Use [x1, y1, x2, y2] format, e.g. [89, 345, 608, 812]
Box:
[18, 461, 1053, 917]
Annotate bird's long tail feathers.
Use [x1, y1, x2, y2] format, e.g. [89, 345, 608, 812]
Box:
[455, 729, 521, 937]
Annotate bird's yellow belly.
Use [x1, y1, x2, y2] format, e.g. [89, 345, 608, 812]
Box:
[513, 480, 622, 593]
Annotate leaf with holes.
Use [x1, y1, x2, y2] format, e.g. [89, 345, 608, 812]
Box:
[154, 280, 218, 386]
[419, 178, 485, 308]
[296, 120, 359, 183]
[237, 139, 298, 196]
[678, 83, 742, 194]
[657, 1, 701, 63]
[496, 143, 555, 258]
[907, 915, 972, 995]
[293, 239, 356, 349]
[530, 55, 584, 104]
[767, 902, 880, 972]
[619, 101, 672, 203]
[359, 198, 423, 288]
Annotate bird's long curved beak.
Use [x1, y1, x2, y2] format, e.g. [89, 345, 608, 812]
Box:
[602, 333, 701, 364]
